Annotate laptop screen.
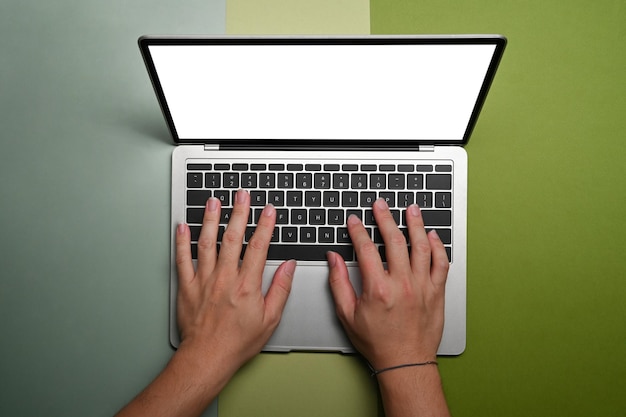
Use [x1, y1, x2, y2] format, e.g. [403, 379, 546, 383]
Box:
[140, 36, 506, 145]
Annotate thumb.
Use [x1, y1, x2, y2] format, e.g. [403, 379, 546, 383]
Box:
[264, 259, 296, 326]
[327, 251, 356, 324]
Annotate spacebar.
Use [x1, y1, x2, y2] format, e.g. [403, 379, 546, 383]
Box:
[264, 244, 354, 261]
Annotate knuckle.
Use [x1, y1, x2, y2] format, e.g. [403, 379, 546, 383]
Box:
[222, 228, 242, 244]
[388, 230, 408, 246]
[247, 235, 269, 251]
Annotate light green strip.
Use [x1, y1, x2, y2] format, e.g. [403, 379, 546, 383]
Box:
[226, 0, 370, 34]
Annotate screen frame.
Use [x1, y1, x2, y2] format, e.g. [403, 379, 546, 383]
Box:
[138, 35, 507, 148]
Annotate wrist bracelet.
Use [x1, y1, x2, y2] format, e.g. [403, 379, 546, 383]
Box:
[368, 361, 438, 377]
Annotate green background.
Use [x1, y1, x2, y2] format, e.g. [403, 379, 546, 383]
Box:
[1, 0, 625, 416]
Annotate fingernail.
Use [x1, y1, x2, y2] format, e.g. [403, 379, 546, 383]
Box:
[284, 259, 297, 277]
[206, 197, 218, 212]
[347, 214, 361, 226]
[428, 229, 441, 240]
[326, 251, 337, 267]
[374, 198, 388, 209]
[408, 204, 421, 217]
[236, 189, 248, 204]
[177, 223, 186, 234]
[263, 203, 275, 217]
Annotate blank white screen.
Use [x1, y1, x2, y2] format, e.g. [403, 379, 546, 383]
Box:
[149, 43, 497, 141]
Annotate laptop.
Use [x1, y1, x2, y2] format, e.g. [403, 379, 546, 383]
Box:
[138, 35, 506, 355]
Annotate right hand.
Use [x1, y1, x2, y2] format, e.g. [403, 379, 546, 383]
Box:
[327, 199, 449, 370]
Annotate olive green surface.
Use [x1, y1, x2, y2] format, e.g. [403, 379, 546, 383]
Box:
[370, 1, 626, 416]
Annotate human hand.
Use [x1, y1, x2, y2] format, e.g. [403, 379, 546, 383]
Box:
[327, 199, 449, 370]
[175, 189, 296, 373]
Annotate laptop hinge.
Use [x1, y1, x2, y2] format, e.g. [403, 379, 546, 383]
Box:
[418, 145, 435, 152]
[204, 144, 220, 151]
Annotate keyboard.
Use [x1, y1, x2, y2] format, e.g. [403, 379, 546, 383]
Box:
[185, 161, 453, 262]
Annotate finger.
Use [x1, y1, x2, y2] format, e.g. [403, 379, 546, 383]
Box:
[175, 223, 195, 284]
[263, 259, 296, 328]
[239, 204, 276, 283]
[406, 204, 433, 277]
[428, 230, 450, 289]
[216, 189, 250, 268]
[327, 251, 356, 326]
[347, 214, 385, 294]
[195, 197, 220, 276]
[372, 198, 411, 274]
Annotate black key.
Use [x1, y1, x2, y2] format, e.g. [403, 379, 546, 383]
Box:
[417, 192, 433, 208]
[398, 164, 414, 172]
[205, 173, 221, 188]
[422, 210, 452, 226]
[398, 192, 414, 208]
[278, 173, 294, 188]
[305, 191, 322, 207]
[346, 209, 362, 221]
[388, 174, 405, 189]
[296, 173, 313, 188]
[287, 164, 303, 171]
[241, 173, 257, 188]
[436, 165, 452, 172]
[245, 226, 256, 241]
[373, 228, 383, 243]
[310, 209, 325, 225]
[427, 228, 451, 245]
[379, 192, 395, 207]
[214, 163, 230, 170]
[435, 192, 452, 208]
[223, 172, 239, 188]
[251, 164, 266, 170]
[260, 173, 275, 188]
[426, 174, 452, 190]
[292, 209, 307, 224]
[213, 190, 230, 206]
[219, 208, 232, 224]
[337, 228, 351, 243]
[300, 227, 316, 243]
[379, 164, 395, 172]
[342, 164, 358, 171]
[232, 163, 248, 170]
[361, 164, 377, 171]
[342, 192, 359, 207]
[351, 173, 368, 189]
[407, 174, 423, 189]
[323, 191, 340, 207]
[269, 164, 284, 171]
[445, 247, 452, 262]
[276, 209, 289, 224]
[187, 190, 211, 206]
[187, 208, 205, 224]
[286, 191, 303, 206]
[319, 227, 335, 243]
[281, 227, 298, 242]
[390, 209, 401, 225]
[188, 164, 212, 170]
[250, 191, 266, 206]
[305, 164, 321, 171]
[266, 244, 354, 261]
[328, 209, 345, 225]
[268, 191, 284, 206]
[314, 173, 331, 189]
[333, 173, 350, 189]
[324, 164, 340, 171]
[190, 226, 201, 241]
[187, 173, 203, 188]
[364, 210, 375, 225]
[417, 165, 433, 172]
[360, 192, 377, 207]
[370, 174, 386, 189]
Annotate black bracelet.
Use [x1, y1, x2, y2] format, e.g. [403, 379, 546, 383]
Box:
[368, 361, 438, 377]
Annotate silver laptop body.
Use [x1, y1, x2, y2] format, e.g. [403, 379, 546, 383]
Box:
[139, 35, 506, 355]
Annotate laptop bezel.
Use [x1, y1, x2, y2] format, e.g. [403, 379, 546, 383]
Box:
[138, 35, 507, 148]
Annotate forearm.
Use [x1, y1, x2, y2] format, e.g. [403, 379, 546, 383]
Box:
[115, 343, 235, 417]
[377, 365, 451, 417]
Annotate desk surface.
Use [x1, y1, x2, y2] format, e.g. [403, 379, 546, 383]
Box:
[1, 1, 625, 416]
